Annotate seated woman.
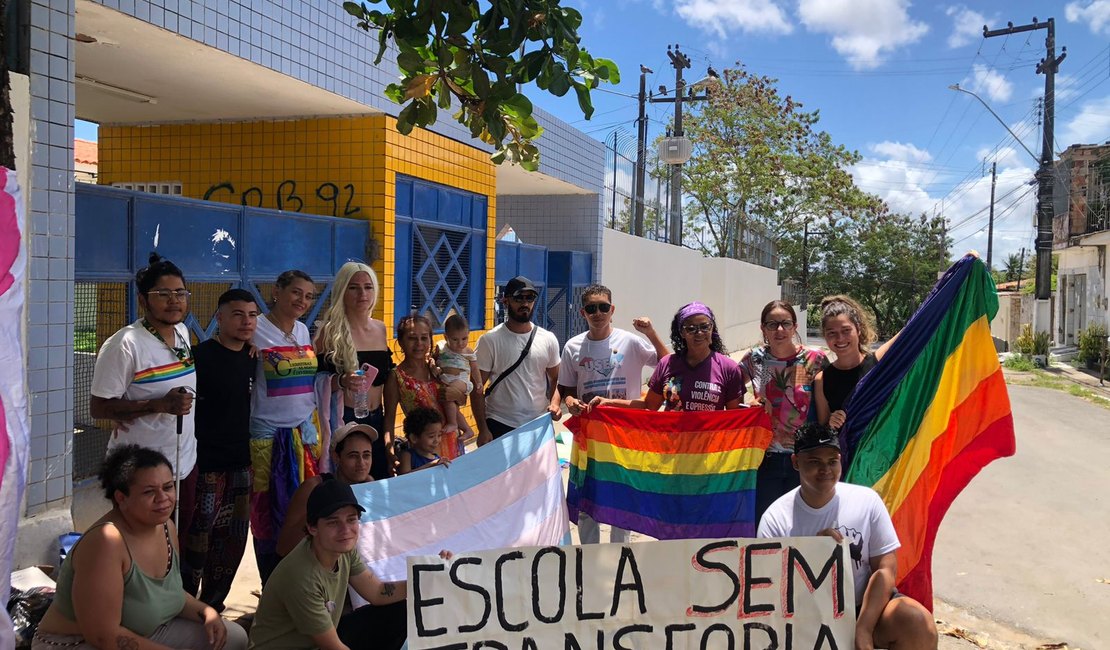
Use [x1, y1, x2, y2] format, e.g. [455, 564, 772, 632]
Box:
[34, 444, 248, 650]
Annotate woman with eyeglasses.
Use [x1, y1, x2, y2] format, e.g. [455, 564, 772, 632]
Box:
[595, 302, 743, 411]
[738, 300, 828, 522]
[314, 262, 395, 480]
[249, 269, 321, 584]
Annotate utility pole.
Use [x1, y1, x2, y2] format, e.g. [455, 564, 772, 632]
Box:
[987, 161, 997, 270]
[632, 66, 652, 237]
[800, 222, 828, 312]
[631, 46, 712, 246]
[666, 47, 690, 247]
[984, 18, 1066, 313]
[1016, 246, 1026, 292]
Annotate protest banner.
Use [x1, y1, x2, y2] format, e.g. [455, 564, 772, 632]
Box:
[407, 537, 854, 650]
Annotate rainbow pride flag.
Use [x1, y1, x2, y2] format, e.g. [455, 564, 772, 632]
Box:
[566, 407, 773, 539]
[841, 255, 1015, 610]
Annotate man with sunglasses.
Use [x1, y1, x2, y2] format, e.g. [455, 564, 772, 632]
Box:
[475, 276, 562, 442]
[557, 284, 667, 544]
[90, 253, 199, 532]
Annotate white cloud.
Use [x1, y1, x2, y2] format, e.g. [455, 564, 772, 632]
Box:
[672, 0, 793, 38]
[1065, 0, 1110, 35]
[963, 63, 1013, 103]
[850, 144, 1037, 263]
[974, 146, 1024, 170]
[870, 141, 932, 163]
[1059, 95, 1110, 146]
[797, 0, 928, 70]
[945, 6, 989, 48]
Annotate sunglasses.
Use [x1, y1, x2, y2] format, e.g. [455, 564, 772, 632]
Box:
[681, 323, 713, 335]
[583, 302, 612, 315]
[510, 293, 538, 304]
[762, 320, 795, 330]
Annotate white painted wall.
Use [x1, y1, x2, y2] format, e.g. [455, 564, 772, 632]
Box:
[1056, 244, 1109, 343]
[600, 229, 781, 355]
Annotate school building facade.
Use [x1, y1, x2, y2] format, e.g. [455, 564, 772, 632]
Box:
[10, 0, 606, 565]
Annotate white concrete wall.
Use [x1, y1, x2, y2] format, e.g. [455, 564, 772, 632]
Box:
[600, 229, 781, 354]
[991, 292, 1031, 350]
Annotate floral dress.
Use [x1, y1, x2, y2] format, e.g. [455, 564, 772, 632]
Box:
[394, 364, 460, 461]
[739, 346, 828, 452]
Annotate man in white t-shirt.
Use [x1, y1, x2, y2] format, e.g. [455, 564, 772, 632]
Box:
[758, 424, 937, 650]
[90, 254, 198, 530]
[558, 284, 667, 544]
[475, 276, 561, 443]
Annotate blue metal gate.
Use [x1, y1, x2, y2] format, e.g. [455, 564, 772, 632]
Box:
[494, 241, 592, 346]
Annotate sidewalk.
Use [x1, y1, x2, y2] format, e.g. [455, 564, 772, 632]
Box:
[1042, 361, 1110, 399]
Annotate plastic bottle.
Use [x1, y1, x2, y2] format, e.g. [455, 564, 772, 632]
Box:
[352, 363, 372, 419]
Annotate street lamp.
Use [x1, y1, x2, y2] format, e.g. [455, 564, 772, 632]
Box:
[947, 83, 1038, 163]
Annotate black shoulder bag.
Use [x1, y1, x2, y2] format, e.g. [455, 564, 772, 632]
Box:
[484, 326, 538, 397]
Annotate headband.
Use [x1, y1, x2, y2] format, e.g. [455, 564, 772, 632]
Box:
[678, 301, 714, 323]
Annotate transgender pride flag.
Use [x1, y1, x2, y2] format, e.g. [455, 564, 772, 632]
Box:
[353, 415, 570, 582]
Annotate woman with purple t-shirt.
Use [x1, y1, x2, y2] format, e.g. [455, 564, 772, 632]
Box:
[594, 302, 743, 411]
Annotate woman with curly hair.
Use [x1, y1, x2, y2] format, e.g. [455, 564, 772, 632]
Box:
[314, 262, 394, 480]
[814, 295, 896, 429]
[593, 302, 744, 411]
[33, 445, 248, 650]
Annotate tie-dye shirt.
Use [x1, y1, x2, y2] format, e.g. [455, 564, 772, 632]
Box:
[250, 315, 318, 429]
[90, 320, 198, 475]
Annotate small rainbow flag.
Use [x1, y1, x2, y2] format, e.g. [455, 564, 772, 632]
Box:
[841, 255, 1016, 610]
[566, 407, 773, 539]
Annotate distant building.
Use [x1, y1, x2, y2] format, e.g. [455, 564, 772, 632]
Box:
[1053, 142, 1110, 346]
[74, 139, 97, 183]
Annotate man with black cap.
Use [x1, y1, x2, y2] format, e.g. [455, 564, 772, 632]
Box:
[758, 423, 937, 650]
[475, 275, 562, 443]
[250, 478, 446, 650]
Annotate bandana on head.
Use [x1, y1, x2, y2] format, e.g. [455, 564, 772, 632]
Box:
[678, 301, 714, 323]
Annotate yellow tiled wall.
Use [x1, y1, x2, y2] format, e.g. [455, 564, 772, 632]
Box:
[98, 115, 497, 340]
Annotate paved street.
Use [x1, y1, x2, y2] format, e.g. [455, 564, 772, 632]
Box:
[933, 383, 1110, 649]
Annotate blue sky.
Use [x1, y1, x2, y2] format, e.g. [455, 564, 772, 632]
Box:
[76, 0, 1110, 267]
[523, 0, 1110, 266]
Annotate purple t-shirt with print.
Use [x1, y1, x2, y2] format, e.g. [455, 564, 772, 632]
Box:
[647, 352, 744, 411]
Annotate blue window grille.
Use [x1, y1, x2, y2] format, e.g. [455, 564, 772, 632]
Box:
[394, 175, 487, 331]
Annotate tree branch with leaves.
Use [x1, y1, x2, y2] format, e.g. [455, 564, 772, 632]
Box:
[343, 0, 619, 171]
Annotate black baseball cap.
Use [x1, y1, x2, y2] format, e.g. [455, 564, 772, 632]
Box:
[306, 479, 366, 524]
[794, 423, 841, 454]
[504, 276, 537, 298]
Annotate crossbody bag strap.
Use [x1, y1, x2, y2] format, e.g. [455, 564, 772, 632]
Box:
[484, 326, 538, 397]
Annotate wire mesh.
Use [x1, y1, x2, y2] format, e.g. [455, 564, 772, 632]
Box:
[73, 282, 128, 481]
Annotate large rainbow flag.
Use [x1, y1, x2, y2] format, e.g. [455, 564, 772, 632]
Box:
[566, 407, 773, 539]
[841, 255, 1015, 609]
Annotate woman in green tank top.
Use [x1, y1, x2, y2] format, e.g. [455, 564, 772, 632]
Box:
[33, 445, 247, 650]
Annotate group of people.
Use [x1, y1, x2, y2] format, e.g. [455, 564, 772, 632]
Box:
[31, 255, 936, 649]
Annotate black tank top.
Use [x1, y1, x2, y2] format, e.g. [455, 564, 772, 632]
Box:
[822, 354, 877, 413]
[318, 350, 395, 387]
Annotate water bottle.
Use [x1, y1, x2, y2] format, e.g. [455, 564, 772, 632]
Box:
[352, 363, 371, 419]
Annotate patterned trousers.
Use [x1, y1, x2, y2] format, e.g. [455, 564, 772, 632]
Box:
[181, 467, 252, 611]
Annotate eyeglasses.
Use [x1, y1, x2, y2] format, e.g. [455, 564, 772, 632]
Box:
[681, 323, 713, 335]
[583, 302, 612, 315]
[762, 320, 796, 330]
[147, 289, 191, 300]
[510, 293, 538, 304]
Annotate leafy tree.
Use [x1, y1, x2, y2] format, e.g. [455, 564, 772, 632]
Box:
[779, 208, 951, 337]
[677, 66, 871, 258]
[343, 0, 619, 171]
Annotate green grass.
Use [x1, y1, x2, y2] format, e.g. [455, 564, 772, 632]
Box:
[1006, 368, 1110, 410]
[1002, 355, 1036, 372]
[74, 330, 97, 353]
